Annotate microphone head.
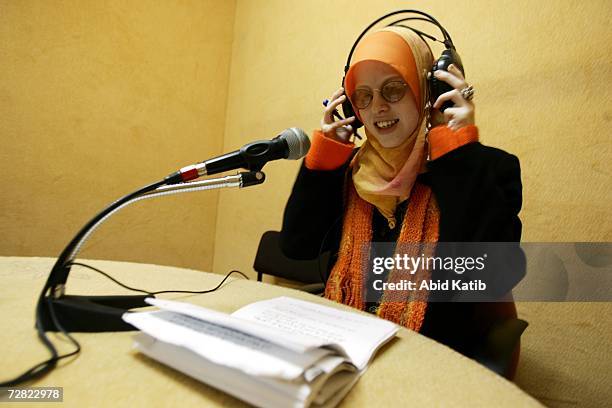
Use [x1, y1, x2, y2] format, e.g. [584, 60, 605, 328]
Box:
[281, 128, 310, 160]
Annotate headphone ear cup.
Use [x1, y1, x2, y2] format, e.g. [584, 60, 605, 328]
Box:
[430, 49, 464, 112]
[342, 98, 363, 130]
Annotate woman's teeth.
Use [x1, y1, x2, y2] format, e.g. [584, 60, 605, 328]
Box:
[375, 119, 399, 129]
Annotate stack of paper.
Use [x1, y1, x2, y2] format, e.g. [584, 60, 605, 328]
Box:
[123, 296, 398, 408]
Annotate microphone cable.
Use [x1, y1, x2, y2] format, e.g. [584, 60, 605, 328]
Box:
[64, 261, 249, 296]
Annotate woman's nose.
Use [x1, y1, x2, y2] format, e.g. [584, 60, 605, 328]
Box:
[371, 91, 389, 113]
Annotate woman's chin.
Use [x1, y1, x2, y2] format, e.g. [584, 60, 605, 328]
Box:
[372, 129, 410, 148]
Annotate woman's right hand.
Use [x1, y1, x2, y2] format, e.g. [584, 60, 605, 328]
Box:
[321, 87, 355, 143]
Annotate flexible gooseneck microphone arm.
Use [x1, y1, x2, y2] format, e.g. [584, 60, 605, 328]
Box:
[38, 171, 266, 334]
[58, 172, 266, 293]
[67, 172, 265, 269]
[43, 179, 167, 298]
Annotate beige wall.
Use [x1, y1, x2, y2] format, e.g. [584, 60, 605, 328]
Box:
[2, 1, 610, 273]
[1, 1, 236, 271]
[213, 0, 612, 278]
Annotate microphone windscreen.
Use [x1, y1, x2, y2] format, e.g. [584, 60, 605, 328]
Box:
[282, 128, 311, 160]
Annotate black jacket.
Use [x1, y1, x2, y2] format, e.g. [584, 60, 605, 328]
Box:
[280, 142, 525, 356]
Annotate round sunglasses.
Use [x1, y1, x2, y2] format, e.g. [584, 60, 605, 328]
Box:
[351, 80, 408, 109]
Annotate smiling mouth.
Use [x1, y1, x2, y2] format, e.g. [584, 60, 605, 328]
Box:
[375, 119, 399, 129]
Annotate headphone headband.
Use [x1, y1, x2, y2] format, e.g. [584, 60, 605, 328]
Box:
[344, 10, 455, 74]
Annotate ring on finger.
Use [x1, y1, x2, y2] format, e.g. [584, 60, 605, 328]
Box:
[460, 85, 474, 101]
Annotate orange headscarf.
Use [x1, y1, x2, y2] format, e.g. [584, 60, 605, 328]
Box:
[345, 27, 433, 227]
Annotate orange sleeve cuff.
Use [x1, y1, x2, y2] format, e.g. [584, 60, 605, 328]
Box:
[428, 124, 479, 160]
[304, 130, 355, 170]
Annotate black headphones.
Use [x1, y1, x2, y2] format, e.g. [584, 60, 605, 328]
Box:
[339, 10, 464, 133]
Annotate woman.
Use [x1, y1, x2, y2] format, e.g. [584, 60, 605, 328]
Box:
[280, 26, 524, 378]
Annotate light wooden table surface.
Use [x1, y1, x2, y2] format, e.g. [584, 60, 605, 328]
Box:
[1, 257, 542, 407]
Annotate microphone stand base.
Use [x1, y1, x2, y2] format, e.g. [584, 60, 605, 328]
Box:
[39, 294, 152, 332]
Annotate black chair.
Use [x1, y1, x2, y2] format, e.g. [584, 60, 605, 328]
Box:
[254, 231, 527, 379]
[253, 231, 329, 294]
[475, 318, 528, 380]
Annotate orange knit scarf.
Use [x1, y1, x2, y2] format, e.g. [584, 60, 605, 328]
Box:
[325, 180, 440, 331]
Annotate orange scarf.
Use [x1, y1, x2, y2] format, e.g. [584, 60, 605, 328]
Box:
[325, 180, 440, 331]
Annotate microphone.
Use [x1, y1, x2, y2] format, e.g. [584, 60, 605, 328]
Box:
[166, 128, 310, 184]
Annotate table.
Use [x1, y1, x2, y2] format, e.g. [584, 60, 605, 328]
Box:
[1, 257, 542, 407]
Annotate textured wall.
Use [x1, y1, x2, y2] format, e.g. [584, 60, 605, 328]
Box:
[0, 1, 236, 270]
[2, 1, 610, 274]
[213, 0, 612, 278]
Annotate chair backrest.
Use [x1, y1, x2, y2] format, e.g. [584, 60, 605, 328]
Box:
[253, 231, 330, 284]
[474, 318, 528, 380]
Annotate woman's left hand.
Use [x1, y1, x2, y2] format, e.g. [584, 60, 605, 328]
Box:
[432, 64, 475, 132]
